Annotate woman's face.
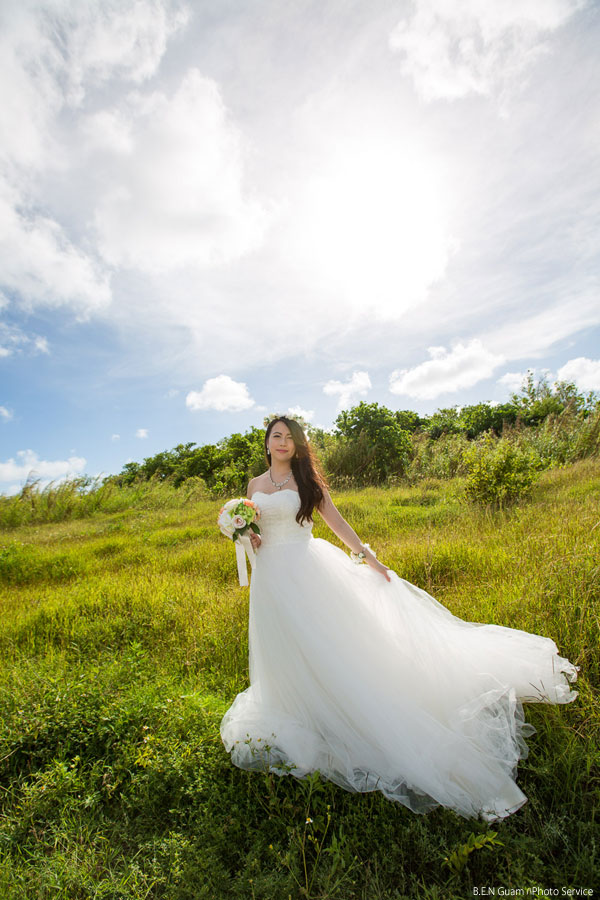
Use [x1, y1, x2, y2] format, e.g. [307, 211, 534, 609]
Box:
[267, 420, 296, 462]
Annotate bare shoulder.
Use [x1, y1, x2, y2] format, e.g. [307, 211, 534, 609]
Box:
[317, 485, 335, 514]
[247, 472, 269, 498]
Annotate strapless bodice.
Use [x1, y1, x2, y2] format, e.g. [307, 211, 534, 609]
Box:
[251, 491, 314, 547]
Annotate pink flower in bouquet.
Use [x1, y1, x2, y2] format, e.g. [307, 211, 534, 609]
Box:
[217, 496, 262, 586]
[217, 497, 261, 540]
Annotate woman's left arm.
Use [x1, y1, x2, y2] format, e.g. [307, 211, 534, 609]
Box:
[318, 489, 391, 582]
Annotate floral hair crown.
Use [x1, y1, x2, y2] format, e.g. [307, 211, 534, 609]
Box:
[263, 412, 310, 439]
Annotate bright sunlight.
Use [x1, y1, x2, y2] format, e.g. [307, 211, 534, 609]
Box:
[287, 139, 455, 320]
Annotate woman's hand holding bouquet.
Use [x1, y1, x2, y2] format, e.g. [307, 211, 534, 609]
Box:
[217, 498, 261, 586]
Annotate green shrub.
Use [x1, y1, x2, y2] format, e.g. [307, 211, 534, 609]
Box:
[326, 403, 413, 485]
[462, 436, 541, 507]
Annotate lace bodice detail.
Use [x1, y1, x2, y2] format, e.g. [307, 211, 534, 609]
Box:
[251, 491, 313, 547]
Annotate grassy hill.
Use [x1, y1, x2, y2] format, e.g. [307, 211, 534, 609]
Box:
[1, 461, 598, 899]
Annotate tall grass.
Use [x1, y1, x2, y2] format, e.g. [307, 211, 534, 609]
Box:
[0, 460, 598, 898]
[0, 475, 212, 529]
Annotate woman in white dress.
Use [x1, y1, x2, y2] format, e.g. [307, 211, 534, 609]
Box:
[220, 416, 579, 823]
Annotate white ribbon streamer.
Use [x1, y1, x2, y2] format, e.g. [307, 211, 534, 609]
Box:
[234, 533, 256, 586]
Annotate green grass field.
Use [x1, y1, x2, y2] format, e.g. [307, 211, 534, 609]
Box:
[1, 461, 598, 899]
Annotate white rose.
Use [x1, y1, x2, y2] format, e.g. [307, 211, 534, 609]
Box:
[232, 515, 246, 529]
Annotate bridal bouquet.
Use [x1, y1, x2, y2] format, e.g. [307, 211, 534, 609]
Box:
[217, 498, 261, 586]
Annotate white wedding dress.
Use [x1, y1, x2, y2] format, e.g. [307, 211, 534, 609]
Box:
[220, 490, 579, 822]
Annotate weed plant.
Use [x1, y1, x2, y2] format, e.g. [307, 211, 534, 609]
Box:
[0, 461, 598, 898]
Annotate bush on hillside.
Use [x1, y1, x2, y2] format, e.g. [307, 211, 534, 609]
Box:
[459, 402, 518, 438]
[509, 370, 598, 426]
[334, 402, 424, 441]
[327, 403, 413, 485]
[462, 436, 542, 508]
[423, 403, 518, 440]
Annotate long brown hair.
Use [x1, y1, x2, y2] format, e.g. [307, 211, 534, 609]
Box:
[264, 417, 329, 525]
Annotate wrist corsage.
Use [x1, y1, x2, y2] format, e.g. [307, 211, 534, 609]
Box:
[350, 543, 373, 564]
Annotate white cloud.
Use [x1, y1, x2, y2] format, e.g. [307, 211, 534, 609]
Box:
[0, 0, 598, 440]
[498, 371, 529, 392]
[389, 0, 585, 103]
[323, 371, 371, 411]
[0, 0, 188, 163]
[111, 433, 120, 441]
[286, 406, 315, 423]
[80, 109, 134, 155]
[0, 0, 189, 317]
[0, 183, 111, 316]
[0, 406, 12, 421]
[556, 357, 600, 391]
[58, 0, 190, 105]
[497, 368, 552, 393]
[0, 320, 51, 356]
[186, 375, 255, 412]
[389, 339, 505, 400]
[0, 5, 62, 174]
[0, 449, 86, 487]
[91, 69, 269, 272]
[483, 293, 600, 361]
[498, 360, 600, 397]
[33, 336, 49, 354]
[136, 428, 149, 439]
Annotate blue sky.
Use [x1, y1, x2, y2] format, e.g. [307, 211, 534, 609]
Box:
[1, 0, 599, 493]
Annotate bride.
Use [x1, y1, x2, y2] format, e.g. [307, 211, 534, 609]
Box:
[219, 415, 579, 823]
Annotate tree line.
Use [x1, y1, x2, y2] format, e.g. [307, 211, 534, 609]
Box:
[108, 372, 599, 498]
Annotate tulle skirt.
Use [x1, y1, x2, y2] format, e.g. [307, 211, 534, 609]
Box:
[220, 535, 579, 822]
